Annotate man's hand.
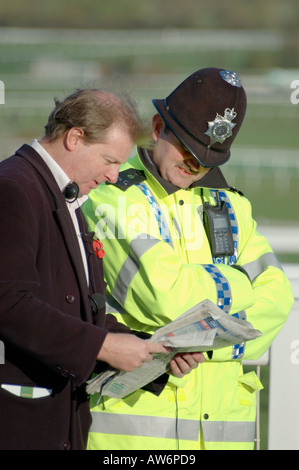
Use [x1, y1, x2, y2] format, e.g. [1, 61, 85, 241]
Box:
[169, 352, 205, 378]
[97, 333, 170, 372]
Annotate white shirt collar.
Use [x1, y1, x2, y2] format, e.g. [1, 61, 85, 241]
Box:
[30, 139, 87, 206]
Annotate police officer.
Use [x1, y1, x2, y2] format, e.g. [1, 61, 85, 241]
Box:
[83, 68, 293, 450]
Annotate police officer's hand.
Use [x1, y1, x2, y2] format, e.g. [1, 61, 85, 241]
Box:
[169, 352, 205, 378]
[97, 333, 171, 372]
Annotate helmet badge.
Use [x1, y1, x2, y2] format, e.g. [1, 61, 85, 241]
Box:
[219, 70, 242, 87]
[204, 108, 237, 145]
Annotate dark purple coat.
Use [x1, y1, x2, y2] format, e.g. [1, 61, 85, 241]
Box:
[0, 145, 130, 450]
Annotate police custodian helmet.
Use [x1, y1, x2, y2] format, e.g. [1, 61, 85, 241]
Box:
[152, 67, 247, 168]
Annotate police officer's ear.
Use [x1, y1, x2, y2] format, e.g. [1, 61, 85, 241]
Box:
[152, 113, 165, 143]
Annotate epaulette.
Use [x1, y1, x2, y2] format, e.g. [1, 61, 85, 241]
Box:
[228, 186, 244, 197]
[106, 169, 146, 191]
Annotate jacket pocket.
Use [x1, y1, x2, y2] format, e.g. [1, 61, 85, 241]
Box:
[238, 371, 263, 407]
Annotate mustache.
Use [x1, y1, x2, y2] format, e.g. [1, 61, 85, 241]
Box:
[177, 163, 200, 175]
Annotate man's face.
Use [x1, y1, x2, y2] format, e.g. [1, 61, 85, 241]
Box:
[69, 125, 134, 196]
[150, 115, 209, 189]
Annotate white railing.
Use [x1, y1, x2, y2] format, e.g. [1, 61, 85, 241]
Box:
[243, 261, 299, 450]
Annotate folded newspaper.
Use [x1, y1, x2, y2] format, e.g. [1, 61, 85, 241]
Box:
[86, 299, 262, 399]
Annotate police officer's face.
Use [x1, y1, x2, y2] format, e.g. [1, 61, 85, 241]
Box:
[151, 115, 209, 189]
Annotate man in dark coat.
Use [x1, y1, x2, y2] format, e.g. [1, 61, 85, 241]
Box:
[0, 89, 176, 450]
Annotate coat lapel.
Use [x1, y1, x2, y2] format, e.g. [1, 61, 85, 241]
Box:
[16, 145, 91, 319]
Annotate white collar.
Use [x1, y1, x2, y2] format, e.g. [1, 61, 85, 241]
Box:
[30, 139, 87, 207]
[31, 139, 70, 192]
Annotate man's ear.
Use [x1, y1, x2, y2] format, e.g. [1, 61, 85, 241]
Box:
[152, 114, 164, 143]
[64, 127, 84, 151]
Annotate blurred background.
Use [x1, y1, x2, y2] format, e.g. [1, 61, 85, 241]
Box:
[0, 0, 298, 450]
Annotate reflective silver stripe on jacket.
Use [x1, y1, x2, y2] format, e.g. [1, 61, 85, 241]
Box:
[202, 419, 255, 443]
[113, 235, 160, 305]
[90, 412, 200, 441]
[90, 412, 254, 443]
[105, 294, 127, 315]
[242, 252, 283, 282]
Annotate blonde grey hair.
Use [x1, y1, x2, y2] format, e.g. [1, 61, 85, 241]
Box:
[44, 88, 145, 144]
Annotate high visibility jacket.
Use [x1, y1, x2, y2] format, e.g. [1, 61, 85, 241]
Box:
[83, 149, 293, 450]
